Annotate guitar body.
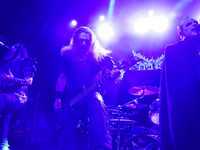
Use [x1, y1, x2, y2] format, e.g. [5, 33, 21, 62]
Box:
[55, 93, 89, 130]
[55, 112, 70, 130]
[0, 58, 36, 115]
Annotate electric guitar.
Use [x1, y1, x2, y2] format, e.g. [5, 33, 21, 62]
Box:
[55, 55, 141, 130]
[0, 44, 37, 113]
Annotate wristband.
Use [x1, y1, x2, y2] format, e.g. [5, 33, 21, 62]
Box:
[55, 91, 63, 99]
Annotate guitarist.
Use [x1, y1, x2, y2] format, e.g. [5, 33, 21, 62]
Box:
[54, 26, 120, 150]
[0, 43, 36, 149]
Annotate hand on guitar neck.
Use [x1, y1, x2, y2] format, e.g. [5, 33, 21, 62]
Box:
[104, 67, 121, 84]
[0, 69, 14, 82]
[0, 69, 31, 85]
[54, 55, 141, 114]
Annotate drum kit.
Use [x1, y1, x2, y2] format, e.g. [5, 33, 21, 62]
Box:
[108, 85, 161, 150]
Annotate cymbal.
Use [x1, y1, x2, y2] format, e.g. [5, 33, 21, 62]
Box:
[125, 103, 148, 109]
[128, 85, 159, 96]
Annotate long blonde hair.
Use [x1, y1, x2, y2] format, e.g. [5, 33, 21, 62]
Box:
[61, 26, 111, 63]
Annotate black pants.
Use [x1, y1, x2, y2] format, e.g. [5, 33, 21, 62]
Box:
[59, 92, 112, 150]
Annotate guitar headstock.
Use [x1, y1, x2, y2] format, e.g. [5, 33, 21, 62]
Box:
[12, 43, 23, 59]
[22, 58, 37, 71]
[106, 55, 142, 83]
[118, 55, 142, 71]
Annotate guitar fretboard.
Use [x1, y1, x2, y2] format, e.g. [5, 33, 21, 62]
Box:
[64, 55, 139, 108]
[69, 73, 110, 106]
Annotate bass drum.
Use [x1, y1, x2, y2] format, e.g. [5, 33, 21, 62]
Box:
[122, 135, 161, 150]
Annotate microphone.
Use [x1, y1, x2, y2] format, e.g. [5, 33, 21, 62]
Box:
[0, 41, 10, 50]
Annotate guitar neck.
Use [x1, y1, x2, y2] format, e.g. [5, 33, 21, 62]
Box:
[66, 55, 139, 108]
[69, 74, 109, 107]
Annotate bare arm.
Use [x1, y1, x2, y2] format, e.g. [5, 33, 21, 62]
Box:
[56, 72, 68, 92]
[54, 73, 68, 112]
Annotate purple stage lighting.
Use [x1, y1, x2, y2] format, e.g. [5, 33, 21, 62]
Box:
[134, 18, 150, 33]
[148, 10, 154, 16]
[99, 15, 105, 21]
[151, 16, 168, 32]
[98, 23, 114, 40]
[71, 20, 77, 26]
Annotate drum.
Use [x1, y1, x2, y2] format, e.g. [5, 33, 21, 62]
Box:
[149, 99, 159, 125]
[108, 108, 128, 120]
[108, 108, 135, 130]
[122, 135, 161, 150]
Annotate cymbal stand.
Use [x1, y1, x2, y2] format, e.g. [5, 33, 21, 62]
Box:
[115, 106, 122, 150]
[119, 92, 145, 109]
[115, 92, 144, 150]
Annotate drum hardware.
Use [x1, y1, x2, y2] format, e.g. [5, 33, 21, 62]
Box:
[125, 103, 149, 109]
[121, 134, 161, 150]
[109, 106, 127, 150]
[118, 93, 145, 109]
[149, 98, 160, 125]
[108, 108, 130, 122]
[110, 95, 160, 149]
[109, 118, 136, 149]
[108, 108, 126, 114]
[109, 119, 137, 131]
[110, 95, 144, 150]
[109, 119, 137, 122]
[128, 85, 159, 96]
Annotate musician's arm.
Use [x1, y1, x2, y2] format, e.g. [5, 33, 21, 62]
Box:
[20, 59, 36, 86]
[101, 56, 121, 83]
[0, 69, 34, 86]
[1, 58, 36, 86]
[54, 72, 68, 112]
[13, 76, 33, 86]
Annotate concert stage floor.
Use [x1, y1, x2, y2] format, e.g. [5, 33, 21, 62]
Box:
[9, 142, 58, 150]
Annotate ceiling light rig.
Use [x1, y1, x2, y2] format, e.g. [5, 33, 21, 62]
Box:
[98, 23, 114, 40]
[134, 10, 169, 34]
[71, 20, 77, 26]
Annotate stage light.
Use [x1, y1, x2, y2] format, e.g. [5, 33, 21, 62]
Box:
[148, 10, 154, 16]
[151, 16, 168, 32]
[98, 23, 114, 40]
[99, 15, 105, 21]
[71, 20, 77, 26]
[134, 18, 150, 33]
